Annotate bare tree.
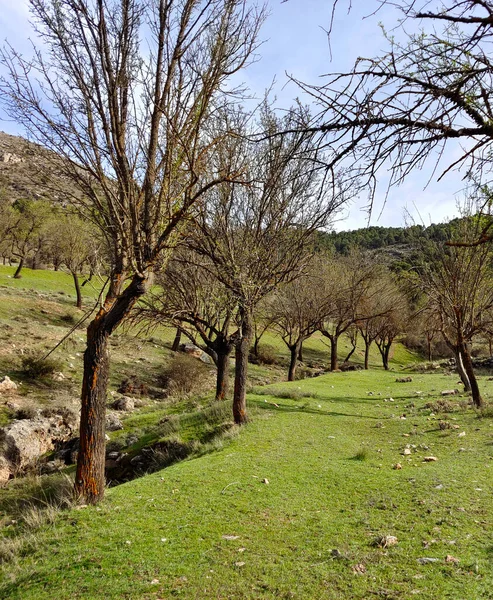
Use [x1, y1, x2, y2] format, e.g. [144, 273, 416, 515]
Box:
[415, 221, 493, 407]
[356, 268, 400, 369]
[319, 250, 382, 371]
[0, 0, 263, 503]
[270, 264, 327, 381]
[192, 105, 346, 423]
[374, 289, 409, 371]
[141, 250, 238, 402]
[298, 1, 493, 215]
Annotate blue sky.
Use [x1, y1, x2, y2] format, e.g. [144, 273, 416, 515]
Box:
[0, 0, 465, 231]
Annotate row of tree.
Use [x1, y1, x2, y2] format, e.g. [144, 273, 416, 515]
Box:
[2, 0, 492, 505]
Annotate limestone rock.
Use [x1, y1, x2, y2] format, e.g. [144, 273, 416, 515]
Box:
[106, 411, 124, 431]
[0, 409, 78, 479]
[112, 396, 134, 411]
[0, 376, 18, 393]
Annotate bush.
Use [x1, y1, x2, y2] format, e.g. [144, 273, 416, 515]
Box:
[250, 344, 277, 365]
[20, 355, 62, 380]
[160, 354, 209, 396]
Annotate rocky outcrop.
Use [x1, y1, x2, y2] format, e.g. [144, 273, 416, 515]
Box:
[0, 408, 79, 483]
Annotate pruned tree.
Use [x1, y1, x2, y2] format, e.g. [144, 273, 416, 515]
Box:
[374, 289, 409, 371]
[0, 0, 263, 503]
[415, 221, 493, 407]
[140, 250, 238, 402]
[270, 263, 328, 381]
[356, 268, 401, 369]
[318, 250, 383, 371]
[192, 105, 347, 423]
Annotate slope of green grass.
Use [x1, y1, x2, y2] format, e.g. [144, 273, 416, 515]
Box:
[2, 370, 493, 599]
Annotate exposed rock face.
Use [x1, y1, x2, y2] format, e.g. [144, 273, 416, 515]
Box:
[0, 376, 18, 393]
[0, 409, 79, 483]
[0, 152, 24, 164]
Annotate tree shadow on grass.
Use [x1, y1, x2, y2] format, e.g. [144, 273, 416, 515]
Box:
[250, 396, 382, 419]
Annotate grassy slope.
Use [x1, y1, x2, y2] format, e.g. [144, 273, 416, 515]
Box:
[2, 267, 492, 599]
[2, 371, 493, 599]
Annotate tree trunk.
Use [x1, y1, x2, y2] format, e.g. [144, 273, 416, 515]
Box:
[344, 343, 357, 363]
[383, 344, 390, 370]
[75, 273, 150, 504]
[330, 336, 338, 371]
[72, 270, 82, 309]
[298, 342, 303, 362]
[454, 347, 470, 392]
[215, 348, 231, 401]
[364, 340, 371, 370]
[13, 257, 24, 279]
[233, 309, 252, 424]
[288, 341, 301, 381]
[459, 341, 483, 408]
[427, 336, 432, 362]
[171, 327, 182, 352]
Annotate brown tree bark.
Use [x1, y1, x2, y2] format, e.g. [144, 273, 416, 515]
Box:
[330, 336, 338, 371]
[233, 310, 252, 424]
[459, 340, 483, 408]
[72, 270, 82, 309]
[171, 327, 182, 352]
[453, 347, 471, 392]
[298, 342, 303, 362]
[215, 349, 231, 401]
[288, 341, 301, 381]
[13, 257, 24, 279]
[364, 341, 371, 370]
[75, 273, 150, 503]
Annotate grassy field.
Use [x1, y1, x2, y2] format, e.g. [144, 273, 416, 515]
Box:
[1, 268, 492, 599]
[1, 371, 493, 599]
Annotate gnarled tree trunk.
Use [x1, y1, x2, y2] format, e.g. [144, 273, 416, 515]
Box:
[215, 338, 234, 401]
[75, 273, 151, 504]
[171, 327, 182, 352]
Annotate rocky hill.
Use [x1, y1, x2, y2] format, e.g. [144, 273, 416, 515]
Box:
[0, 131, 71, 205]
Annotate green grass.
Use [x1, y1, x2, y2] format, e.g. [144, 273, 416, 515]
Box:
[2, 370, 493, 599]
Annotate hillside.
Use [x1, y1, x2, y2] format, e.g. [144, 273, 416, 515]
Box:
[0, 131, 72, 205]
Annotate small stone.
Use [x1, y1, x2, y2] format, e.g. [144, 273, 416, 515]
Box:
[393, 463, 402, 470]
[261, 478, 269, 484]
[417, 557, 440, 564]
[150, 579, 160, 584]
[234, 561, 245, 567]
[445, 555, 460, 564]
[458, 431, 466, 437]
[222, 535, 239, 540]
[441, 389, 459, 396]
[423, 456, 438, 462]
[352, 563, 367, 574]
[403, 448, 412, 456]
[373, 535, 398, 548]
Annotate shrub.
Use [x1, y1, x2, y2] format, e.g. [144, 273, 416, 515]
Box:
[20, 355, 62, 380]
[160, 354, 209, 396]
[250, 344, 277, 365]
